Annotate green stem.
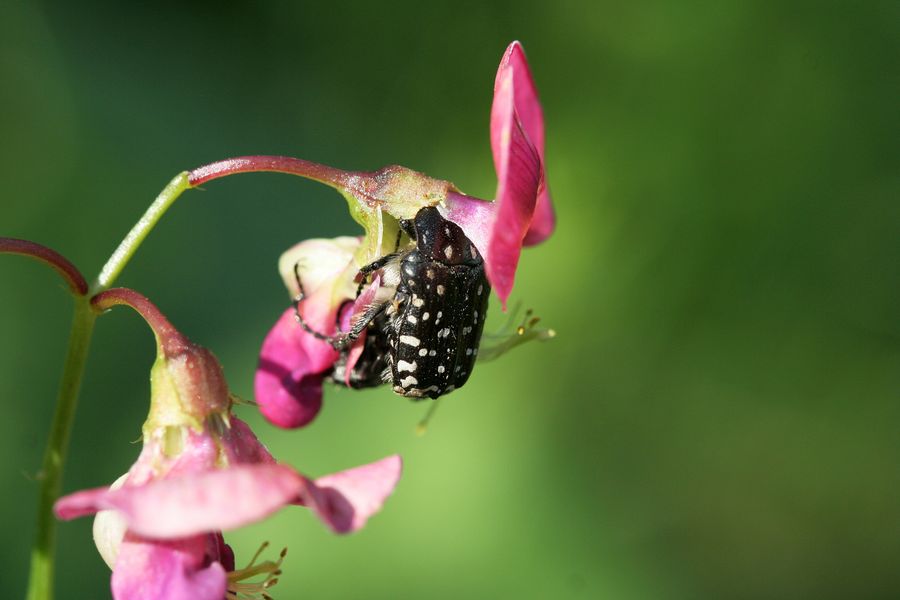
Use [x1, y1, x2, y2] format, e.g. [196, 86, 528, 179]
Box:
[24, 173, 192, 599]
[25, 296, 96, 600]
[92, 172, 191, 292]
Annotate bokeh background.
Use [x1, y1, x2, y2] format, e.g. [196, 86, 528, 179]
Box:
[1, 1, 897, 598]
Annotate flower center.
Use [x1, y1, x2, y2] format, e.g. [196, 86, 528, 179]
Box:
[225, 541, 287, 600]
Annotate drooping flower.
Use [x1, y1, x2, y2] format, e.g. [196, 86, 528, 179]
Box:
[240, 41, 554, 428]
[55, 288, 402, 599]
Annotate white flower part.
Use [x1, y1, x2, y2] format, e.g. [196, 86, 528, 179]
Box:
[277, 236, 361, 298]
[92, 473, 129, 570]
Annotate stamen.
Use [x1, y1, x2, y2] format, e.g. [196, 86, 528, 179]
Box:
[478, 306, 555, 362]
[225, 542, 287, 599]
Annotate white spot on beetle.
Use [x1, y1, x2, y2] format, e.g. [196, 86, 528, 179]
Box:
[400, 375, 418, 388]
[426, 269, 435, 279]
[437, 284, 446, 295]
[399, 335, 421, 347]
[466, 348, 473, 356]
[397, 360, 417, 372]
[422, 312, 430, 320]
[477, 284, 483, 295]
[444, 226, 451, 235]
[406, 315, 417, 324]
[407, 279, 415, 286]
[412, 297, 425, 307]
[470, 244, 478, 256]
[443, 245, 454, 260]
[418, 348, 428, 356]
[429, 350, 437, 357]
[439, 328, 451, 338]
[437, 365, 446, 373]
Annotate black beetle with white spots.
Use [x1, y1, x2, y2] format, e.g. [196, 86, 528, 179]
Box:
[297, 206, 490, 400]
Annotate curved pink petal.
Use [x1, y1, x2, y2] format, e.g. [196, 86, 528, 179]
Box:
[255, 307, 337, 428]
[497, 41, 555, 246]
[56, 486, 112, 521]
[219, 416, 276, 466]
[487, 62, 542, 308]
[57, 464, 305, 538]
[111, 534, 227, 600]
[298, 454, 402, 534]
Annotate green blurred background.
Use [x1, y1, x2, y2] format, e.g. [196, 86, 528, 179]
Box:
[1, 1, 897, 598]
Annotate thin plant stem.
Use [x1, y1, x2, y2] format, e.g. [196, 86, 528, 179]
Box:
[25, 296, 96, 600]
[93, 172, 192, 292]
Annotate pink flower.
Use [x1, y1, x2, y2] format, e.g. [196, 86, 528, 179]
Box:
[56, 290, 402, 599]
[252, 41, 553, 428]
[443, 40, 554, 308]
[254, 236, 377, 428]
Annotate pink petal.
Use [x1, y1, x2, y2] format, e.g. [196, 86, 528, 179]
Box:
[488, 61, 542, 308]
[57, 464, 305, 538]
[497, 41, 555, 246]
[299, 454, 402, 534]
[219, 416, 276, 466]
[111, 534, 227, 600]
[255, 307, 337, 428]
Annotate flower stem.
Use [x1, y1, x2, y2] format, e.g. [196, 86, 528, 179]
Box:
[188, 155, 350, 188]
[0, 238, 88, 295]
[92, 287, 189, 355]
[26, 295, 96, 600]
[93, 172, 192, 292]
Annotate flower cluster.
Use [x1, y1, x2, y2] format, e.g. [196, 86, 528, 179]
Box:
[54, 290, 401, 599]
[4, 39, 554, 600]
[254, 41, 555, 428]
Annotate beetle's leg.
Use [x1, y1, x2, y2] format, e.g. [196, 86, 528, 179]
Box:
[353, 251, 402, 298]
[330, 300, 390, 351]
[292, 262, 335, 343]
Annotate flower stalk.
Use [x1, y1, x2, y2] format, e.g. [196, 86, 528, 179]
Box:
[94, 172, 192, 292]
[26, 296, 96, 600]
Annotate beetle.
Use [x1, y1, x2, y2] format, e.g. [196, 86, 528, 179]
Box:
[294, 206, 490, 399]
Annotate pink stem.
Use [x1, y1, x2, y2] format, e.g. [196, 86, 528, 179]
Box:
[0, 237, 88, 296]
[91, 288, 189, 355]
[188, 155, 353, 189]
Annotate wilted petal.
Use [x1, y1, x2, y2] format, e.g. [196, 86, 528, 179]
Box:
[496, 41, 554, 246]
[488, 63, 542, 308]
[299, 454, 402, 534]
[111, 534, 227, 600]
[255, 308, 335, 428]
[57, 464, 305, 538]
